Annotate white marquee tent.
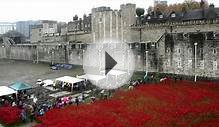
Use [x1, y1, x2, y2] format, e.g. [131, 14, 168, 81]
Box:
[77, 74, 106, 84]
[42, 79, 54, 87]
[55, 76, 84, 87]
[0, 86, 17, 97]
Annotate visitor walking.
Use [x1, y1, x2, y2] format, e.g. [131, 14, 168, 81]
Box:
[75, 97, 79, 106]
[81, 93, 85, 102]
[21, 109, 27, 122]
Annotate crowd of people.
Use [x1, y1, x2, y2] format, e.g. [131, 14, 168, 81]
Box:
[0, 73, 172, 124]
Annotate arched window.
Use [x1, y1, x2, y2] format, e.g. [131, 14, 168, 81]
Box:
[213, 48, 217, 55]
[177, 48, 181, 54]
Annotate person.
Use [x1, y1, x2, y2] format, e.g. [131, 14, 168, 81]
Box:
[12, 101, 17, 106]
[100, 90, 105, 99]
[18, 100, 23, 108]
[104, 94, 107, 99]
[39, 108, 45, 116]
[128, 85, 134, 90]
[75, 84, 79, 91]
[83, 81, 87, 89]
[81, 93, 85, 102]
[68, 97, 73, 104]
[57, 99, 63, 108]
[53, 83, 56, 90]
[0, 98, 4, 106]
[33, 96, 37, 104]
[4, 100, 10, 107]
[21, 109, 27, 122]
[75, 97, 79, 106]
[91, 96, 96, 103]
[32, 103, 37, 113]
[174, 75, 177, 82]
[26, 104, 35, 122]
[160, 77, 167, 82]
[151, 74, 154, 83]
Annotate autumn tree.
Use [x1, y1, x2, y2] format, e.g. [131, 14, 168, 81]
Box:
[154, 4, 168, 13]
[151, 0, 209, 14]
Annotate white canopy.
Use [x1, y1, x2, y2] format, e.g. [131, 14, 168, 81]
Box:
[55, 76, 84, 84]
[0, 86, 17, 97]
[77, 74, 106, 82]
[43, 79, 54, 87]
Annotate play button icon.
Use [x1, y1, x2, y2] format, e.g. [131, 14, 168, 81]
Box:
[83, 41, 135, 89]
[105, 51, 117, 75]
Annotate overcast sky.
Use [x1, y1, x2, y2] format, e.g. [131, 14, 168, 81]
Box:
[0, 0, 217, 22]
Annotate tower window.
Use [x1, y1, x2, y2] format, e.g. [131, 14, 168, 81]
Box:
[177, 58, 182, 68]
[213, 48, 217, 55]
[166, 59, 170, 66]
[177, 48, 181, 54]
[99, 18, 102, 23]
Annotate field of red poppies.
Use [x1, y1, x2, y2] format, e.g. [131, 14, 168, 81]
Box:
[36, 80, 219, 127]
[0, 106, 21, 125]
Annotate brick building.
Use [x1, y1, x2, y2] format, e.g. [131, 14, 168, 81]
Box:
[30, 20, 60, 43]
[67, 14, 92, 33]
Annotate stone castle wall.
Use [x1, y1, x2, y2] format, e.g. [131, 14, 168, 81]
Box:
[160, 33, 219, 77]
[68, 33, 92, 43]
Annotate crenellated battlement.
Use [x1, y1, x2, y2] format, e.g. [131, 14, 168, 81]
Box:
[131, 19, 219, 29]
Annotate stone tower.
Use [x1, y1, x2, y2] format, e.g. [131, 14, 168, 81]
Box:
[120, 3, 136, 42]
[91, 3, 136, 43]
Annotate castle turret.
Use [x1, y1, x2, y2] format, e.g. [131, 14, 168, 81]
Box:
[120, 3, 136, 42]
[91, 4, 136, 43]
[120, 3, 136, 27]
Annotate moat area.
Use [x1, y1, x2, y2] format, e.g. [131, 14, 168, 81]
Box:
[0, 59, 84, 86]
